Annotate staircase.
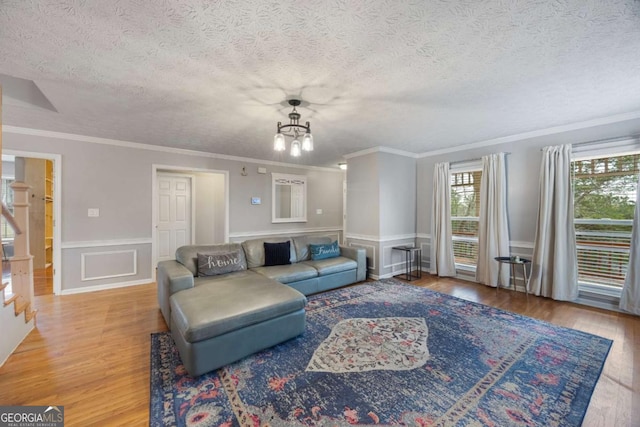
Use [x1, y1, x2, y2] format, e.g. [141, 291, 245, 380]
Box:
[1, 183, 37, 367]
[0, 281, 36, 366]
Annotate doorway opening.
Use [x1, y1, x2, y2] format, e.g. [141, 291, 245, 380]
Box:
[151, 165, 229, 279]
[2, 151, 62, 295]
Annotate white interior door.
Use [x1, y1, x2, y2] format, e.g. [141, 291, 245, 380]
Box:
[157, 173, 192, 262]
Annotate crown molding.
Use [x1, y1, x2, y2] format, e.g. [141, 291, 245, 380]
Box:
[2, 125, 343, 173]
[417, 110, 640, 158]
[343, 146, 419, 160]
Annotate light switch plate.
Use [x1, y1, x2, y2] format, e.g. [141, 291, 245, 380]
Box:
[316, 209, 323, 214]
[251, 197, 261, 205]
[257, 167, 267, 174]
[88, 208, 100, 217]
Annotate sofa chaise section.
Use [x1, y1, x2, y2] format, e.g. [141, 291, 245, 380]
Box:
[170, 274, 306, 377]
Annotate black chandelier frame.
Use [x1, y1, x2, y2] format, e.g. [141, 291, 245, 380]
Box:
[276, 99, 311, 137]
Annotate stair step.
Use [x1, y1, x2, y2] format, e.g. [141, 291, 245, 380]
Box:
[14, 298, 29, 316]
[25, 308, 38, 324]
[3, 294, 18, 307]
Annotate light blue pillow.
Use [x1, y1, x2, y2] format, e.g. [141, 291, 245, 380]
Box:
[310, 240, 340, 260]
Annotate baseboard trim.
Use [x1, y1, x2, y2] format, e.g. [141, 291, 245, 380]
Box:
[60, 278, 152, 295]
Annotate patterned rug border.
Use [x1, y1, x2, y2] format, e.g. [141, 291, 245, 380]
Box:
[150, 278, 613, 427]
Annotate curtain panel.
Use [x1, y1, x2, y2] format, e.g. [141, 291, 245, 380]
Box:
[476, 153, 510, 287]
[529, 145, 579, 301]
[430, 162, 456, 276]
[620, 174, 640, 315]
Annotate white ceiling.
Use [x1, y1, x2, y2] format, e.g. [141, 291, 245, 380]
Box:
[1, 0, 640, 166]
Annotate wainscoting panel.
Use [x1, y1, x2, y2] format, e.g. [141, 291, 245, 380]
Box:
[380, 240, 417, 278]
[61, 241, 153, 294]
[347, 242, 376, 272]
[81, 250, 137, 281]
[345, 235, 417, 279]
[228, 227, 342, 243]
[416, 235, 431, 272]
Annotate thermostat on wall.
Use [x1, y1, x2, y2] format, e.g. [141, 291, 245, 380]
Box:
[251, 197, 261, 205]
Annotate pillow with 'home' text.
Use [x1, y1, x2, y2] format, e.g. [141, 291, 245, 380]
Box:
[197, 250, 245, 276]
[309, 240, 340, 260]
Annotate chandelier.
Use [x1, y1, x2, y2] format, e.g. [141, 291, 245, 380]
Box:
[273, 99, 313, 157]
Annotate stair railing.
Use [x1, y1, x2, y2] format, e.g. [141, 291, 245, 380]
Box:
[2, 202, 22, 235]
[6, 183, 34, 305]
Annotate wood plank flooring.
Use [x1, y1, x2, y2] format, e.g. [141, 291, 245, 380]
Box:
[0, 276, 637, 426]
[33, 267, 53, 296]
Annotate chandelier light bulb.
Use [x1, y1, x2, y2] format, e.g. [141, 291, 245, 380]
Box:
[302, 133, 314, 151]
[291, 139, 301, 157]
[274, 133, 286, 151]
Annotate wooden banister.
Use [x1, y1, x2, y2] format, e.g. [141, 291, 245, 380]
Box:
[2, 202, 22, 235]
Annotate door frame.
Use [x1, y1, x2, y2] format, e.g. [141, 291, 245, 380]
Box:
[157, 171, 196, 259]
[151, 164, 229, 280]
[4, 149, 63, 295]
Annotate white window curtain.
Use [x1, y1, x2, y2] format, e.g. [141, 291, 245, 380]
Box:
[619, 174, 640, 315]
[430, 162, 456, 276]
[529, 145, 578, 301]
[476, 153, 510, 287]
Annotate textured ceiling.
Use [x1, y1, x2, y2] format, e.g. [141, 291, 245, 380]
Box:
[1, 0, 640, 166]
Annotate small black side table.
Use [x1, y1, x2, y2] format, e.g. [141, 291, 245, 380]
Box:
[392, 246, 422, 281]
[494, 256, 531, 295]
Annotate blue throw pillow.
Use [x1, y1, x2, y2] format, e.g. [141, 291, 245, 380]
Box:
[310, 241, 340, 260]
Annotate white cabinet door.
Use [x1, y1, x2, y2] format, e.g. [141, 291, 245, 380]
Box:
[157, 174, 191, 262]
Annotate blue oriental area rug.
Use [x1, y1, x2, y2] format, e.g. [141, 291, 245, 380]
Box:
[150, 279, 612, 426]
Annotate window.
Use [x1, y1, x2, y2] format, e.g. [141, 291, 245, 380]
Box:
[1, 178, 15, 240]
[450, 169, 482, 268]
[572, 153, 639, 288]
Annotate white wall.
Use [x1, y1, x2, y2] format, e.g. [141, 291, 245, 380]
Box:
[346, 150, 417, 278]
[191, 171, 226, 244]
[1, 160, 14, 178]
[3, 129, 344, 293]
[346, 152, 379, 237]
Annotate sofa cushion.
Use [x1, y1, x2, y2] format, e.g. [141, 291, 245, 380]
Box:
[171, 277, 306, 343]
[176, 244, 246, 276]
[291, 235, 333, 262]
[264, 241, 292, 266]
[251, 263, 318, 284]
[303, 256, 358, 276]
[193, 269, 259, 287]
[242, 237, 296, 268]
[197, 250, 246, 276]
[309, 240, 340, 260]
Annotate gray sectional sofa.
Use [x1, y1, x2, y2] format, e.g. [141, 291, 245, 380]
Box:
[157, 235, 366, 376]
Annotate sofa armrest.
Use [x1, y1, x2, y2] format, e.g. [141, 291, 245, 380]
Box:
[157, 260, 195, 326]
[340, 245, 367, 282]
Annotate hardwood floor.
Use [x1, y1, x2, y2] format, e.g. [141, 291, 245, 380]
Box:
[33, 267, 54, 296]
[0, 276, 637, 426]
